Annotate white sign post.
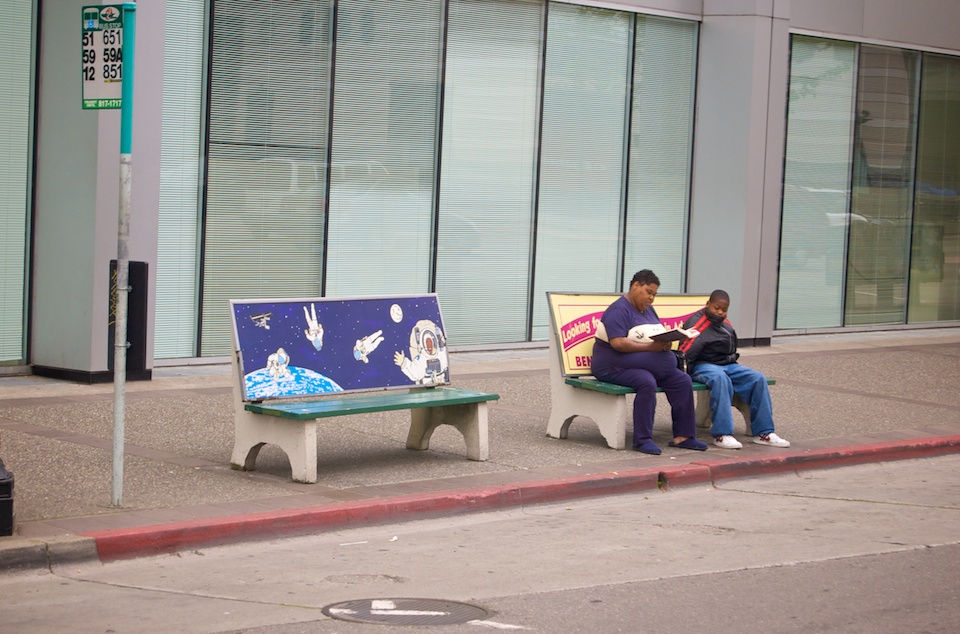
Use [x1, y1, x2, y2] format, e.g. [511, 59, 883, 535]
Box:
[83, 3, 138, 506]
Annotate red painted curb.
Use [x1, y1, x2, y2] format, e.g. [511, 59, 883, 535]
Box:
[84, 469, 662, 562]
[86, 487, 518, 562]
[700, 435, 960, 482]
[82, 435, 960, 562]
[658, 463, 713, 489]
[515, 469, 661, 506]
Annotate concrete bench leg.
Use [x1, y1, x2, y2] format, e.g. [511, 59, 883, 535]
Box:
[547, 384, 628, 450]
[695, 392, 713, 429]
[547, 335, 629, 449]
[695, 392, 752, 435]
[231, 408, 319, 483]
[732, 395, 752, 434]
[407, 403, 489, 461]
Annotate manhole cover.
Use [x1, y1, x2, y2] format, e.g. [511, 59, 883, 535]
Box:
[322, 598, 491, 626]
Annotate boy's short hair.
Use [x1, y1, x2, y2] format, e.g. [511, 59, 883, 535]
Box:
[709, 289, 730, 303]
[630, 269, 661, 287]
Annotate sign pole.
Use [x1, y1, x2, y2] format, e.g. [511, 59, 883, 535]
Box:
[112, 2, 137, 508]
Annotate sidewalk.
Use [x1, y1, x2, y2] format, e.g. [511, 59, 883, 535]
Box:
[1, 328, 959, 569]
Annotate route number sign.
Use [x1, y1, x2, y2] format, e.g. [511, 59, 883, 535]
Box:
[82, 5, 125, 109]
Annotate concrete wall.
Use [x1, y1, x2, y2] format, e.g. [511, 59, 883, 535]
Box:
[32, 0, 163, 378]
[791, 0, 960, 51]
[33, 0, 101, 372]
[593, 0, 703, 18]
[688, 0, 789, 338]
[130, 0, 165, 369]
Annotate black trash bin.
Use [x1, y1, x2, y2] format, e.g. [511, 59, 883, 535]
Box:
[0, 458, 13, 537]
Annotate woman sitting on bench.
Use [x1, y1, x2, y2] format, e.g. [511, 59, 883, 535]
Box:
[591, 269, 708, 455]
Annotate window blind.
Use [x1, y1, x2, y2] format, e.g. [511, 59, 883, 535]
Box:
[436, 0, 543, 344]
[623, 14, 698, 293]
[324, 0, 443, 296]
[201, 0, 333, 356]
[0, 0, 33, 363]
[531, 2, 631, 341]
[155, 0, 204, 358]
[777, 36, 857, 329]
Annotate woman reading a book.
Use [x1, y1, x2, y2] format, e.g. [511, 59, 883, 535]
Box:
[591, 269, 708, 455]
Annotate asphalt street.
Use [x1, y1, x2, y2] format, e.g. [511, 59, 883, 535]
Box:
[1, 454, 958, 633]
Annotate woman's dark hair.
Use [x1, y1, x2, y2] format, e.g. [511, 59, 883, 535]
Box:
[630, 269, 660, 287]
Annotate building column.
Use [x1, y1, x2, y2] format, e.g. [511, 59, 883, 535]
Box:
[31, 0, 163, 382]
[688, 0, 790, 342]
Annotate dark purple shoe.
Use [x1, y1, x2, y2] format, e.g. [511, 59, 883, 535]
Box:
[669, 438, 708, 451]
[634, 440, 662, 455]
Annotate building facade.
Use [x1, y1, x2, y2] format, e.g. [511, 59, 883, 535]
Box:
[2, 0, 958, 380]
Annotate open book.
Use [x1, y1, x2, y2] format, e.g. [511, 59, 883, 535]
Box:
[627, 324, 698, 343]
[648, 327, 698, 342]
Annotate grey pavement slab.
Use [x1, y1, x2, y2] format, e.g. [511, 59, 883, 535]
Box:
[0, 328, 958, 569]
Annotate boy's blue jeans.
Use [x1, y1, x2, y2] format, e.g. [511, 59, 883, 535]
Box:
[690, 363, 775, 437]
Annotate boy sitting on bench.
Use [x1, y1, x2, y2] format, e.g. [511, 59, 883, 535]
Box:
[679, 290, 790, 449]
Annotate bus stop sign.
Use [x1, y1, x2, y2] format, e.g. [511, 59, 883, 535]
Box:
[82, 5, 125, 109]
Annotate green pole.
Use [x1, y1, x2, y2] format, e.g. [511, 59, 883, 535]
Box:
[112, 2, 137, 508]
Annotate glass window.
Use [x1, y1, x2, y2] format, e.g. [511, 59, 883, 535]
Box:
[530, 3, 631, 341]
[777, 37, 857, 329]
[324, 0, 443, 296]
[436, 0, 543, 344]
[845, 46, 920, 326]
[155, 0, 204, 359]
[198, 1, 701, 350]
[201, 0, 333, 356]
[0, 0, 33, 364]
[909, 53, 960, 323]
[623, 14, 698, 293]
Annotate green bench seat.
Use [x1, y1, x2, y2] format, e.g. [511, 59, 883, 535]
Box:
[245, 387, 500, 420]
[554, 372, 777, 449]
[565, 376, 775, 396]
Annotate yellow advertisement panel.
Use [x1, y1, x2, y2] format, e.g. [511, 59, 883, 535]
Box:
[547, 292, 709, 377]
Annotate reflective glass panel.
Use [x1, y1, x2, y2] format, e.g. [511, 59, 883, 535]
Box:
[909, 53, 960, 323]
[844, 45, 920, 326]
[777, 36, 857, 329]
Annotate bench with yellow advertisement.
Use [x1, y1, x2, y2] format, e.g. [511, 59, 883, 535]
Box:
[547, 291, 733, 449]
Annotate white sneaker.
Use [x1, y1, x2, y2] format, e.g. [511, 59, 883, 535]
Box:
[753, 432, 790, 448]
[713, 435, 743, 449]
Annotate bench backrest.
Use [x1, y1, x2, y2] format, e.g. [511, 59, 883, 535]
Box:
[546, 292, 709, 377]
[230, 294, 452, 402]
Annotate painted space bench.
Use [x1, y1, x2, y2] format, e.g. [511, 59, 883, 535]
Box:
[229, 294, 498, 483]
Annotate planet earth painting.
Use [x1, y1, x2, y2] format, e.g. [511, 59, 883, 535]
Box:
[244, 366, 344, 400]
